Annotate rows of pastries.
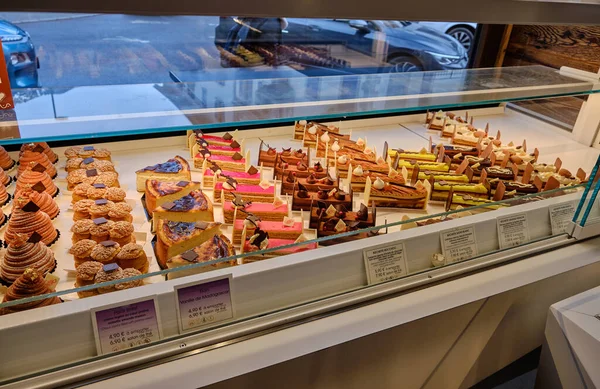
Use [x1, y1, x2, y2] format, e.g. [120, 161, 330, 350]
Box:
[0, 110, 588, 315]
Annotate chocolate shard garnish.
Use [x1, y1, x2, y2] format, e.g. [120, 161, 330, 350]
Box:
[95, 199, 108, 205]
[31, 181, 46, 193]
[82, 157, 94, 165]
[247, 213, 261, 224]
[27, 231, 43, 243]
[83, 146, 95, 151]
[21, 201, 40, 213]
[33, 144, 45, 153]
[181, 250, 199, 262]
[357, 203, 368, 220]
[199, 148, 211, 158]
[247, 165, 258, 175]
[232, 152, 243, 161]
[103, 263, 119, 272]
[100, 240, 117, 247]
[93, 217, 109, 225]
[31, 163, 46, 173]
[161, 201, 176, 210]
[230, 140, 241, 148]
[176, 181, 189, 187]
[222, 132, 233, 141]
[232, 193, 251, 208]
[86, 169, 98, 177]
[194, 221, 209, 230]
[193, 129, 203, 135]
[93, 183, 106, 189]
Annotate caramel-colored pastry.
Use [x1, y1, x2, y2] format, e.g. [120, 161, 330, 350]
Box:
[88, 199, 115, 219]
[90, 241, 120, 264]
[104, 187, 127, 202]
[20, 142, 58, 164]
[0, 167, 11, 187]
[107, 202, 133, 222]
[0, 268, 61, 315]
[0, 145, 16, 171]
[75, 261, 103, 298]
[68, 239, 97, 267]
[71, 219, 95, 242]
[67, 169, 119, 190]
[0, 207, 6, 227]
[64, 146, 112, 161]
[15, 166, 58, 198]
[109, 221, 135, 246]
[72, 199, 95, 220]
[0, 233, 56, 285]
[72, 183, 93, 202]
[116, 243, 148, 273]
[166, 234, 235, 280]
[135, 156, 191, 192]
[144, 179, 201, 213]
[0, 182, 10, 206]
[88, 219, 115, 243]
[5, 204, 58, 247]
[65, 157, 115, 173]
[14, 190, 59, 219]
[17, 151, 57, 179]
[94, 264, 123, 293]
[115, 268, 144, 290]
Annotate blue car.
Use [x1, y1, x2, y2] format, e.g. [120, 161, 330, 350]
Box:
[0, 19, 39, 88]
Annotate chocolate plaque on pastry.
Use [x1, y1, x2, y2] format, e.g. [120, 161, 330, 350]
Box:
[86, 169, 98, 177]
[95, 199, 108, 205]
[161, 201, 176, 210]
[232, 152, 243, 161]
[103, 262, 119, 271]
[83, 146, 95, 151]
[222, 132, 233, 141]
[195, 221, 209, 230]
[93, 183, 106, 189]
[100, 240, 118, 247]
[230, 140, 241, 149]
[31, 163, 46, 173]
[27, 231, 43, 243]
[21, 201, 40, 213]
[181, 250, 199, 262]
[93, 217, 109, 225]
[176, 181, 189, 187]
[246, 165, 258, 175]
[82, 157, 94, 165]
[31, 181, 46, 193]
[33, 144, 45, 153]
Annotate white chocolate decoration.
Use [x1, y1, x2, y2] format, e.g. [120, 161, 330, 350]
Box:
[321, 132, 330, 143]
[431, 253, 445, 267]
[326, 205, 337, 217]
[389, 168, 399, 179]
[334, 219, 347, 233]
[272, 196, 286, 209]
[331, 140, 340, 152]
[244, 218, 258, 228]
[299, 120, 307, 125]
[338, 155, 348, 164]
[353, 165, 364, 176]
[328, 188, 338, 197]
[260, 237, 269, 250]
[223, 181, 236, 190]
[376, 156, 386, 165]
[259, 180, 271, 190]
[419, 147, 428, 154]
[294, 234, 307, 243]
[308, 125, 318, 135]
[356, 138, 365, 146]
[282, 216, 295, 227]
[373, 177, 385, 190]
[364, 146, 374, 155]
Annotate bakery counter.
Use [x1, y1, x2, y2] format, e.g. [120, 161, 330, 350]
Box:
[1, 105, 600, 386]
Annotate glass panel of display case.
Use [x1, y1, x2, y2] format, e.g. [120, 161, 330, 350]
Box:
[1, 65, 599, 145]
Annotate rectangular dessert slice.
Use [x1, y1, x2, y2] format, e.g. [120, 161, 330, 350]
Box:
[145, 180, 201, 214]
[296, 121, 342, 142]
[152, 189, 214, 223]
[309, 201, 376, 229]
[202, 168, 261, 188]
[347, 163, 406, 193]
[135, 156, 191, 192]
[280, 172, 338, 195]
[232, 217, 303, 245]
[364, 177, 430, 209]
[155, 219, 222, 269]
[274, 157, 328, 181]
[214, 182, 275, 203]
[292, 185, 352, 212]
[194, 152, 248, 171]
[316, 218, 386, 246]
[166, 234, 236, 280]
[258, 140, 308, 168]
[223, 199, 289, 223]
[240, 227, 317, 263]
[188, 130, 236, 148]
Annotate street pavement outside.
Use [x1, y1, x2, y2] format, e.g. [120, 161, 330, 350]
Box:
[1, 13, 224, 87]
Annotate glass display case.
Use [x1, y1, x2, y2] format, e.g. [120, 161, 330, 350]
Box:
[0, 61, 599, 386]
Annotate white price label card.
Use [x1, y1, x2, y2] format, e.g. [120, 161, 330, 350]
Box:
[91, 296, 162, 356]
[363, 242, 408, 284]
[440, 226, 478, 263]
[174, 275, 235, 333]
[549, 200, 577, 235]
[497, 213, 530, 249]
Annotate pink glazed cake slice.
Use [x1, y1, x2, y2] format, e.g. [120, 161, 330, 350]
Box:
[223, 201, 288, 223]
[203, 169, 261, 187]
[214, 182, 275, 203]
[241, 238, 317, 263]
[232, 219, 303, 244]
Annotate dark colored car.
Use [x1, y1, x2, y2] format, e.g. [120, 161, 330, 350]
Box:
[0, 19, 39, 88]
[215, 18, 468, 72]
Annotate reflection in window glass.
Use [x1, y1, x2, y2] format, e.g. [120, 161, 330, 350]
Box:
[0, 13, 477, 88]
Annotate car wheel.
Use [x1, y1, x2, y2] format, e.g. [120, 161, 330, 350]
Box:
[447, 26, 475, 52]
[387, 56, 423, 73]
